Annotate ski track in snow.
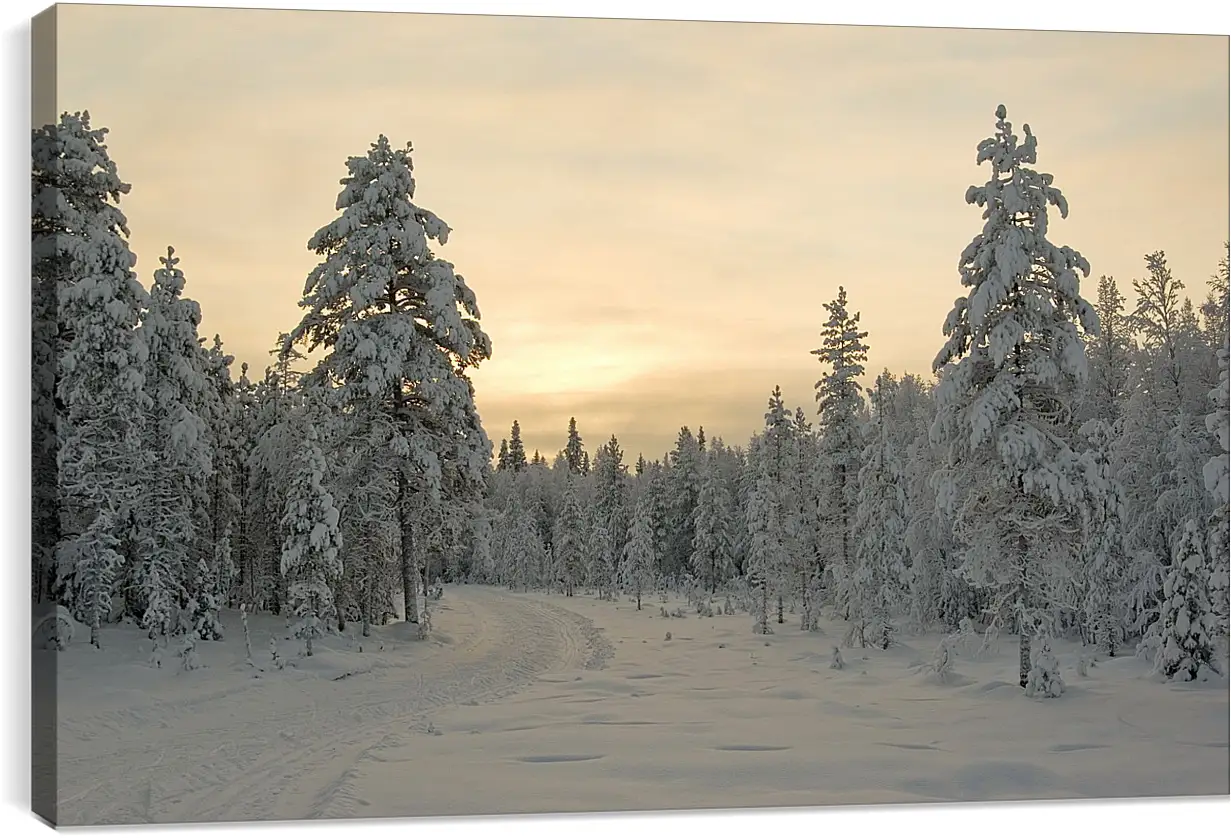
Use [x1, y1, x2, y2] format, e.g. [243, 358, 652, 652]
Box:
[55, 587, 611, 825]
[52, 585, 1228, 825]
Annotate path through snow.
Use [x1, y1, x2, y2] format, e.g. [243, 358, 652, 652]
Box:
[54, 587, 611, 825]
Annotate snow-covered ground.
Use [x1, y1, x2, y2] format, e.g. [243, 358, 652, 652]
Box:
[52, 585, 1229, 826]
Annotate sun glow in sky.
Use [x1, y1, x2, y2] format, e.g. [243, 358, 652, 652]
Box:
[53, 3, 1229, 462]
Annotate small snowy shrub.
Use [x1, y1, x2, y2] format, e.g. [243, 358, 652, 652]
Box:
[830, 646, 845, 670]
[933, 638, 954, 682]
[1153, 520, 1222, 683]
[1024, 637, 1065, 698]
[295, 611, 324, 657]
[665, 631, 672, 641]
[178, 631, 202, 672]
[33, 605, 76, 651]
[270, 636, 285, 670]
[240, 604, 254, 666]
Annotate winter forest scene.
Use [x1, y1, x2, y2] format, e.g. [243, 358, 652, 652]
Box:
[28, 4, 1229, 830]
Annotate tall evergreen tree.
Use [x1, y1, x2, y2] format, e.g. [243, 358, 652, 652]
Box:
[930, 105, 1098, 690]
[508, 421, 528, 473]
[287, 134, 492, 627]
[593, 435, 629, 598]
[691, 450, 734, 594]
[813, 287, 869, 606]
[850, 372, 907, 649]
[554, 476, 586, 596]
[36, 112, 151, 647]
[564, 417, 586, 475]
[665, 427, 703, 578]
[1203, 336, 1230, 631]
[1082, 275, 1133, 426]
[133, 247, 214, 638]
[621, 497, 658, 610]
[280, 424, 344, 656]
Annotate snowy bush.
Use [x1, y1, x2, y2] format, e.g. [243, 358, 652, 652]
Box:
[830, 646, 845, 670]
[178, 631, 202, 672]
[1024, 637, 1065, 698]
[32, 605, 77, 651]
[1154, 520, 1222, 682]
[933, 638, 954, 682]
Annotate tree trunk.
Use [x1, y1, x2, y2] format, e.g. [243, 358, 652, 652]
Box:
[1019, 629, 1031, 689]
[398, 472, 418, 624]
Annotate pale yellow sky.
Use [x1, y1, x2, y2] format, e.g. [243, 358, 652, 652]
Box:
[54, 5, 1229, 462]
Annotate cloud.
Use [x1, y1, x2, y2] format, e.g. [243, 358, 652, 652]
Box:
[53, 5, 1229, 461]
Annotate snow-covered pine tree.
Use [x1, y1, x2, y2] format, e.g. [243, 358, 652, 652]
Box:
[788, 408, 823, 631]
[497, 439, 511, 472]
[201, 335, 242, 609]
[593, 435, 630, 598]
[1081, 275, 1133, 426]
[246, 342, 308, 615]
[564, 417, 587, 475]
[554, 475, 586, 596]
[1201, 242, 1229, 353]
[930, 105, 1098, 689]
[851, 371, 908, 649]
[1204, 335, 1230, 631]
[691, 450, 734, 595]
[621, 496, 658, 610]
[287, 135, 493, 627]
[1153, 520, 1221, 682]
[745, 471, 784, 635]
[280, 423, 344, 656]
[37, 112, 151, 647]
[813, 287, 869, 613]
[134, 247, 215, 639]
[1077, 418, 1129, 656]
[665, 427, 703, 580]
[508, 421, 528, 473]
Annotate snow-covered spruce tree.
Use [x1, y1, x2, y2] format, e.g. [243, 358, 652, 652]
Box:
[691, 450, 734, 595]
[1077, 418, 1129, 656]
[1202, 242, 1229, 352]
[930, 105, 1098, 690]
[504, 494, 544, 593]
[564, 417, 587, 475]
[1153, 520, 1221, 681]
[745, 470, 784, 635]
[554, 475, 586, 596]
[1081, 276, 1134, 427]
[788, 408, 823, 632]
[665, 427, 703, 580]
[621, 496, 658, 610]
[813, 287, 869, 612]
[201, 335, 242, 609]
[593, 435, 630, 599]
[280, 423, 344, 656]
[1204, 336, 1230, 631]
[246, 342, 308, 615]
[507, 421, 528, 474]
[134, 247, 214, 638]
[755, 388, 795, 624]
[35, 112, 151, 647]
[286, 135, 492, 626]
[851, 372, 908, 649]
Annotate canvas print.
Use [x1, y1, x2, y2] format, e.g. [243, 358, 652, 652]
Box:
[29, 2, 1231, 828]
